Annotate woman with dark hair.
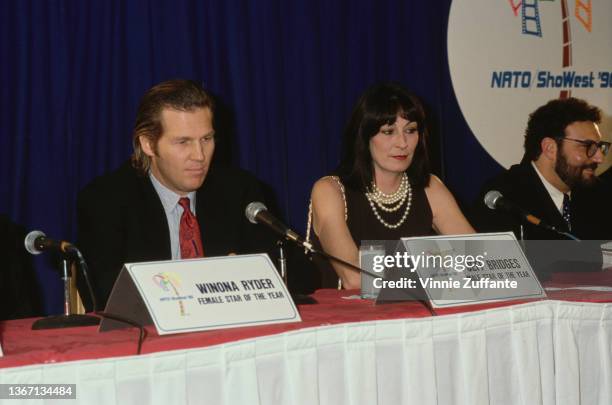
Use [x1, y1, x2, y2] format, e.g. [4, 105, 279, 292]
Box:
[308, 83, 474, 289]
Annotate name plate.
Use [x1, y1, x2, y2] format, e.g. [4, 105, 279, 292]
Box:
[374, 232, 546, 308]
[100, 254, 301, 335]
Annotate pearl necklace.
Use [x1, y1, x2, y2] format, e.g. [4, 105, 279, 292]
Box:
[365, 174, 412, 229]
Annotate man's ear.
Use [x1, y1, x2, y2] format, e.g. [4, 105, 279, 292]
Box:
[540, 137, 558, 160]
[139, 135, 155, 157]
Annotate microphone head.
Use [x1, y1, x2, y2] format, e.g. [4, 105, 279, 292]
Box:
[245, 202, 267, 224]
[484, 190, 503, 210]
[24, 230, 46, 255]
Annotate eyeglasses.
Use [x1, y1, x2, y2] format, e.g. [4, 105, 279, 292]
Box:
[560, 137, 611, 158]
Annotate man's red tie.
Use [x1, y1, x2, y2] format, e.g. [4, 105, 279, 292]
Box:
[178, 197, 204, 258]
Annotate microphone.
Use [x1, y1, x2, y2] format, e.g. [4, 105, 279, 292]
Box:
[245, 203, 435, 314]
[484, 191, 579, 240]
[245, 202, 313, 250]
[484, 191, 545, 227]
[23, 229, 101, 326]
[24, 230, 78, 255]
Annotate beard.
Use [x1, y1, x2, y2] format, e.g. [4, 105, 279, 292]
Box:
[555, 150, 598, 188]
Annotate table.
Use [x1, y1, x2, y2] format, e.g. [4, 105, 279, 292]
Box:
[1, 273, 611, 405]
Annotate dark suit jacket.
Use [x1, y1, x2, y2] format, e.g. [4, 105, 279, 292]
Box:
[470, 163, 609, 277]
[599, 166, 612, 195]
[77, 161, 277, 310]
[578, 166, 612, 240]
[0, 215, 43, 319]
[470, 162, 609, 240]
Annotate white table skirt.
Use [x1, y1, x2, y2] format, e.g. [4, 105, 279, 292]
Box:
[1, 300, 611, 405]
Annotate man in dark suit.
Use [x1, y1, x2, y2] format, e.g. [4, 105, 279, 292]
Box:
[0, 214, 42, 319]
[471, 97, 610, 241]
[599, 166, 612, 193]
[77, 80, 275, 310]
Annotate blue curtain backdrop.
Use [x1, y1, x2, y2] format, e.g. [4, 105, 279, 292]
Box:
[0, 0, 501, 314]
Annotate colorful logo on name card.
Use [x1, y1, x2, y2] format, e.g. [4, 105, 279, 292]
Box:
[448, 0, 611, 170]
[153, 272, 190, 316]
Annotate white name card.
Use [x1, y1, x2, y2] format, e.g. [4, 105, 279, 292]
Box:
[100, 254, 301, 335]
[375, 232, 546, 308]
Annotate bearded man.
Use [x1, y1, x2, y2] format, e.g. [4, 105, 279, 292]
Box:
[470, 97, 610, 241]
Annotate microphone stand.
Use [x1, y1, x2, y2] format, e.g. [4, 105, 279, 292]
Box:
[246, 206, 434, 314]
[32, 253, 100, 330]
[277, 240, 288, 285]
[302, 243, 436, 315]
[275, 239, 318, 304]
[26, 239, 148, 352]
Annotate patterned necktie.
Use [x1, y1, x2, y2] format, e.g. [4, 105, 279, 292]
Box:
[178, 197, 204, 258]
[562, 193, 571, 231]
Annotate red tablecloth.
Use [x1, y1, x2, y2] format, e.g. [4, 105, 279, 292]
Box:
[1, 271, 611, 369]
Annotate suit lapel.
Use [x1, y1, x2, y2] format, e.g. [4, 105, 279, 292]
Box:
[524, 164, 568, 231]
[195, 168, 235, 256]
[195, 184, 208, 249]
[137, 175, 172, 259]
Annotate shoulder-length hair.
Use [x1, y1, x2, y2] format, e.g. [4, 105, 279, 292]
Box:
[131, 79, 215, 175]
[336, 83, 431, 191]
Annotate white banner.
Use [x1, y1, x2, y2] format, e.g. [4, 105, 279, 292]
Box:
[448, 0, 611, 171]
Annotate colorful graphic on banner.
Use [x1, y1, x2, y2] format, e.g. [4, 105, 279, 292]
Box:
[448, 0, 611, 169]
[153, 272, 188, 316]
